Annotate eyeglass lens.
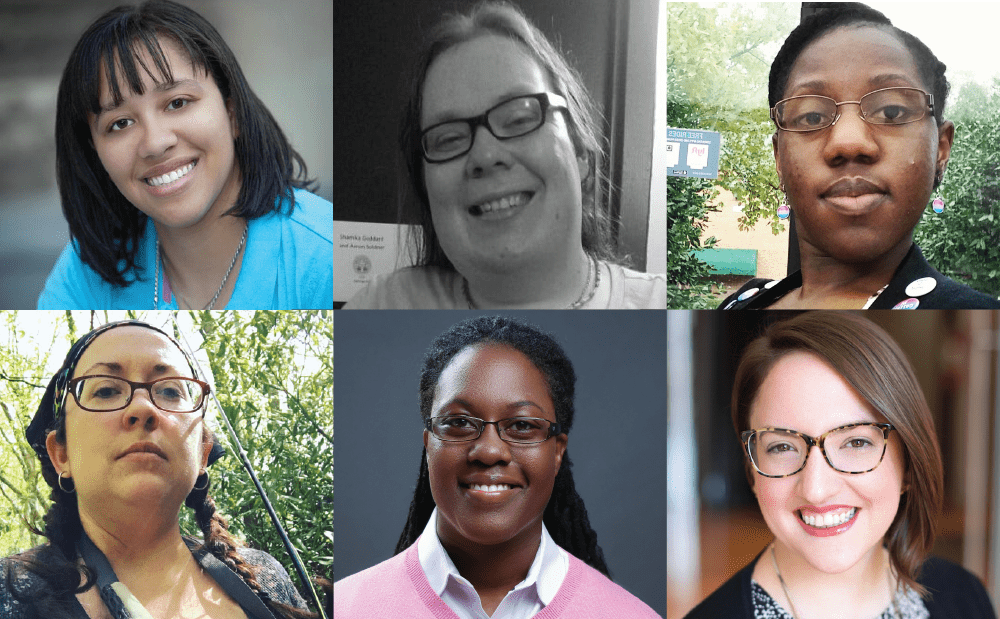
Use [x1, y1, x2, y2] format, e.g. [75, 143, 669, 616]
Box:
[422, 96, 545, 161]
[73, 376, 204, 412]
[749, 425, 886, 476]
[776, 88, 927, 131]
[429, 416, 552, 443]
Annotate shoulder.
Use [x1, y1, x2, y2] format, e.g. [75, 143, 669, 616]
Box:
[919, 555, 996, 617]
[0, 546, 64, 617]
[717, 278, 782, 310]
[875, 245, 1000, 309]
[38, 242, 112, 309]
[683, 556, 756, 619]
[231, 547, 308, 609]
[283, 188, 333, 245]
[543, 554, 661, 618]
[335, 547, 441, 618]
[604, 262, 667, 309]
[343, 266, 463, 309]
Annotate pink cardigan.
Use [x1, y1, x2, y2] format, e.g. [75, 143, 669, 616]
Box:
[335, 541, 662, 618]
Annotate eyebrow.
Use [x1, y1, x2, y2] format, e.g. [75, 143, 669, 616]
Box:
[437, 398, 546, 415]
[423, 88, 541, 128]
[97, 78, 203, 116]
[787, 74, 918, 98]
[78, 362, 176, 377]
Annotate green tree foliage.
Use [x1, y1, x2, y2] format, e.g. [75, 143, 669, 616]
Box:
[667, 3, 797, 307]
[0, 311, 332, 609]
[914, 79, 1000, 296]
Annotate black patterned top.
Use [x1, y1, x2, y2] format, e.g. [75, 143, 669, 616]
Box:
[752, 579, 930, 619]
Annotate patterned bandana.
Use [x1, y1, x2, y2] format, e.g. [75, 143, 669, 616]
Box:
[24, 319, 224, 465]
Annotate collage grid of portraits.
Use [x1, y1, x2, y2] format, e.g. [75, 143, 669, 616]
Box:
[2, 1, 999, 619]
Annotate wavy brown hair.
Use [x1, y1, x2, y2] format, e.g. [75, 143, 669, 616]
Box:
[731, 311, 943, 599]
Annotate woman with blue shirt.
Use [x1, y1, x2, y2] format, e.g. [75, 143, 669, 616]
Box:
[39, 0, 332, 309]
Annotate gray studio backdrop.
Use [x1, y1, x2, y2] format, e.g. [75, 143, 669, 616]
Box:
[334, 310, 667, 616]
[0, 0, 332, 308]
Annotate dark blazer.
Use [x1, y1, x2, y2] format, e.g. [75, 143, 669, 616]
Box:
[684, 551, 997, 619]
[719, 244, 1000, 309]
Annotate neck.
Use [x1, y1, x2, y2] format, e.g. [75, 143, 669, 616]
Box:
[771, 541, 895, 619]
[79, 506, 194, 594]
[793, 239, 910, 308]
[157, 214, 247, 309]
[461, 246, 592, 309]
[438, 524, 542, 598]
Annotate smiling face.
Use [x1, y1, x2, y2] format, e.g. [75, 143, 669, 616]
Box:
[420, 35, 586, 274]
[773, 25, 954, 264]
[748, 351, 905, 574]
[424, 343, 566, 550]
[88, 36, 241, 230]
[47, 327, 210, 514]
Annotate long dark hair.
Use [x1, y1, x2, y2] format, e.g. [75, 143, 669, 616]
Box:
[55, 0, 316, 287]
[393, 315, 611, 576]
[397, 1, 623, 270]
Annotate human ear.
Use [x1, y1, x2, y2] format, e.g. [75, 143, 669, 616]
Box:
[576, 152, 590, 182]
[772, 132, 783, 186]
[554, 434, 567, 469]
[46, 430, 70, 476]
[226, 99, 240, 139]
[935, 120, 955, 175]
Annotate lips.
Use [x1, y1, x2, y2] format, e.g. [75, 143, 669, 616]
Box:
[142, 158, 198, 185]
[821, 177, 888, 214]
[118, 442, 167, 460]
[796, 505, 860, 537]
[468, 191, 534, 217]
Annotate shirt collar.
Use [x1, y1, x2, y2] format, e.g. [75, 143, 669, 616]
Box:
[416, 507, 565, 605]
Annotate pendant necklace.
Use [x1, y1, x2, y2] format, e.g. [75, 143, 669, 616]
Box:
[154, 223, 248, 309]
[463, 253, 600, 309]
[771, 543, 900, 619]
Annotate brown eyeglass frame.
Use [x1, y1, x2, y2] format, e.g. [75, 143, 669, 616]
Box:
[769, 87, 934, 132]
[741, 422, 894, 478]
[66, 375, 210, 414]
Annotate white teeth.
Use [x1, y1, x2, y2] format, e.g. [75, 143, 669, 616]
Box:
[800, 507, 857, 528]
[470, 483, 512, 492]
[146, 161, 195, 187]
[475, 192, 531, 214]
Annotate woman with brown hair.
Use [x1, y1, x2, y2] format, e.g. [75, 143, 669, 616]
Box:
[686, 312, 996, 618]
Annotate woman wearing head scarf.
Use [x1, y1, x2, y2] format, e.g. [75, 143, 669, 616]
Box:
[2, 320, 317, 618]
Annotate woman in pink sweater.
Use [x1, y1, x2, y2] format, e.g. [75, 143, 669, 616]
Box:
[335, 315, 660, 618]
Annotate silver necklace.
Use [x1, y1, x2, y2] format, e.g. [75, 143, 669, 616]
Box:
[462, 254, 600, 309]
[154, 223, 248, 309]
[771, 543, 900, 619]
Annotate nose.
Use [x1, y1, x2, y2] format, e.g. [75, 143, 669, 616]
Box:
[467, 422, 512, 466]
[120, 386, 162, 432]
[464, 125, 513, 178]
[822, 103, 880, 165]
[796, 444, 840, 502]
[137, 115, 178, 159]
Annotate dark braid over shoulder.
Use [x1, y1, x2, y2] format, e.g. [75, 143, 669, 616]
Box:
[393, 315, 611, 576]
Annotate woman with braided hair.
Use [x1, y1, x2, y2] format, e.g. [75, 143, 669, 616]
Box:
[0, 320, 320, 618]
[335, 315, 660, 618]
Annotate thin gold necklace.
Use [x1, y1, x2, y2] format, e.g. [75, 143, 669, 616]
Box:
[770, 543, 900, 619]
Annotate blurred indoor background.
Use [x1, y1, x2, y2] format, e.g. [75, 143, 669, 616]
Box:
[668, 310, 1000, 619]
[0, 0, 332, 308]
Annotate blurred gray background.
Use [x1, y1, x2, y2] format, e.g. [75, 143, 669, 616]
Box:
[0, 0, 333, 308]
[334, 310, 667, 616]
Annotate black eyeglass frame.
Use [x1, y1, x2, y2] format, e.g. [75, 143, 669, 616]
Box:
[419, 92, 569, 163]
[770, 87, 934, 133]
[741, 422, 894, 478]
[424, 415, 564, 445]
[66, 375, 211, 414]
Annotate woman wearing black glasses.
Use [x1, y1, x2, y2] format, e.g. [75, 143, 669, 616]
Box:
[721, 5, 999, 309]
[686, 312, 996, 619]
[344, 1, 665, 309]
[335, 315, 660, 617]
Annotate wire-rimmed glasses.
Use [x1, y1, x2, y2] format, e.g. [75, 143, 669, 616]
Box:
[770, 87, 934, 132]
[67, 375, 210, 413]
[420, 92, 568, 163]
[425, 415, 563, 445]
[741, 422, 894, 478]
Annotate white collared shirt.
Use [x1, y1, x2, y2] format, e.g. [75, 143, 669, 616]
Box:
[417, 508, 569, 619]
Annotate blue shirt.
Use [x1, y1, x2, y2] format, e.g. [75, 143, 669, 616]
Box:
[38, 188, 332, 309]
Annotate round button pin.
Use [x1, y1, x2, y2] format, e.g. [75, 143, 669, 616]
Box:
[904, 277, 937, 298]
[777, 205, 790, 220]
[892, 298, 920, 310]
[738, 288, 760, 302]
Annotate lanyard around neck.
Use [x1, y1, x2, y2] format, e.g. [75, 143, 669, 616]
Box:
[77, 533, 277, 619]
